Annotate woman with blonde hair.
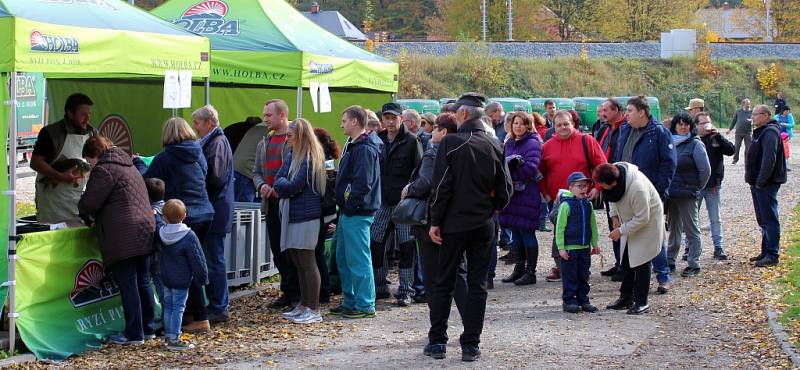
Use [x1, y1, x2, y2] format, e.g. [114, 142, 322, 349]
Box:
[274, 118, 327, 324]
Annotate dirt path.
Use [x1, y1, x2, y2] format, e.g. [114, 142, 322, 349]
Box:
[59, 134, 798, 369]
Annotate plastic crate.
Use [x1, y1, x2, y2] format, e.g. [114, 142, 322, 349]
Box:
[232, 202, 278, 283]
[224, 208, 257, 287]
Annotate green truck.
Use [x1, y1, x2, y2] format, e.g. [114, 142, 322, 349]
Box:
[530, 98, 575, 114]
[488, 97, 532, 113]
[395, 99, 441, 114]
[614, 96, 662, 121]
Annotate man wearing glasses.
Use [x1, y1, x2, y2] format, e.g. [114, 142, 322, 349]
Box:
[746, 105, 787, 267]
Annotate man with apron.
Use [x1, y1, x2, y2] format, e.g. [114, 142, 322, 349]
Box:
[31, 93, 97, 224]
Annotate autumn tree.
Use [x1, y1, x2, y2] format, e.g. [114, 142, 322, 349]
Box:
[742, 0, 800, 41]
[539, 0, 592, 40]
[430, 0, 544, 41]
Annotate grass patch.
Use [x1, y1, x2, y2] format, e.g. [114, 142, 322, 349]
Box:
[776, 203, 800, 345]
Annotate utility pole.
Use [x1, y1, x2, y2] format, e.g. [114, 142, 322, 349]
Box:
[482, 0, 487, 41]
[765, 0, 773, 42]
[507, 0, 513, 41]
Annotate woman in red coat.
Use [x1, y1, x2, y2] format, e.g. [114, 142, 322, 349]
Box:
[539, 110, 607, 281]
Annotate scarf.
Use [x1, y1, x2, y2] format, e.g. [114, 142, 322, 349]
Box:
[602, 164, 628, 203]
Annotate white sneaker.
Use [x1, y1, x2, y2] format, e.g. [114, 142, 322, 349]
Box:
[282, 304, 305, 319]
[291, 308, 323, 324]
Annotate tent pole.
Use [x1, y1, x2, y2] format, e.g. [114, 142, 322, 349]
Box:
[7, 71, 18, 354]
[295, 86, 302, 119]
[204, 77, 210, 105]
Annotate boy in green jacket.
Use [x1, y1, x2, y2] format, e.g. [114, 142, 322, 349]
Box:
[555, 172, 599, 313]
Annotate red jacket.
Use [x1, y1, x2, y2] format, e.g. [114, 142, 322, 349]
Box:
[540, 130, 607, 201]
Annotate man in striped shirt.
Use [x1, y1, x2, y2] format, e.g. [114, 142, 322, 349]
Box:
[253, 99, 300, 309]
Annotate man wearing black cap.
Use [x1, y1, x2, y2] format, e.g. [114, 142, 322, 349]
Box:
[370, 102, 423, 306]
[426, 93, 512, 362]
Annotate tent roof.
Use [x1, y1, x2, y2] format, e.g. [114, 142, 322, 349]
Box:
[151, 0, 397, 91]
[0, 0, 190, 36]
[152, 0, 389, 63]
[0, 0, 210, 77]
[301, 10, 367, 41]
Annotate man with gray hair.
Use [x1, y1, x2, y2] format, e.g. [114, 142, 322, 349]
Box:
[426, 92, 512, 361]
[191, 104, 234, 323]
[402, 109, 429, 149]
[728, 98, 753, 164]
[485, 101, 506, 143]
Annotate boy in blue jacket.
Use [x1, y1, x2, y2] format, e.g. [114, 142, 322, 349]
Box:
[555, 172, 599, 314]
[159, 199, 208, 350]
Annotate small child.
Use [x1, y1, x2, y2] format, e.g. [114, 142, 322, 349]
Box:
[145, 178, 166, 309]
[555, 172, 599, 314]
[159, 199, 208, 350]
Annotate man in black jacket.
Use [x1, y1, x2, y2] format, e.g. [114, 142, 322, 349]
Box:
[426, 93, 512, 362]
[696, 112, 736, 260]
[371, 102, 423, 306]
[746, 105, 787, 267]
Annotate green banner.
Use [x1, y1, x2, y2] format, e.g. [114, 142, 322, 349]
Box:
[16, 228, 158, 360]
[47, 79, 392, 155]
[14, 72, 45, 142]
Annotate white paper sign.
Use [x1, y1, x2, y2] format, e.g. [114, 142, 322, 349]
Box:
[319, 83, 331, 113]
[163, 70, 180, 109]
[163, 70, 192, 109]
[179, 70, 192, 108]
[310, 82, 320, 113]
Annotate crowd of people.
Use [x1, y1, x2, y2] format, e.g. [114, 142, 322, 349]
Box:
[30, 91, 790, 360]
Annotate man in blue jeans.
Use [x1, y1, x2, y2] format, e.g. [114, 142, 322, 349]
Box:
[746, 105, 787, 267]
[192, 105, 234, 324]
[615, 96, 676, 294]
[331, 105, 383, 319]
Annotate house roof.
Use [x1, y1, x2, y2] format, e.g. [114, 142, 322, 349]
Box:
[302, 10, 366, 41]
[695, 8, 765, 39]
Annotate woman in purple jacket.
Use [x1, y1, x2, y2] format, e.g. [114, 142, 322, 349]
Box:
[500, 112, 543, 286]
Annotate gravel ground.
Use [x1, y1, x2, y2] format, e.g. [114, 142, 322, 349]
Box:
[29, 133, 800, 369]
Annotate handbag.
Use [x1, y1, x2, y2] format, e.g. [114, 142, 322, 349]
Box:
[580, 134, 605, 210]
[391, 196, 428, 226]
[391, 166, 428, 226]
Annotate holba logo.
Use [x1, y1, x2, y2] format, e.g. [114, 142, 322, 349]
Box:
[30, 30, 80, 54]
[69, 260, 120, 308]
[174, 0, 240, 36]
[309, 60, 334, 74]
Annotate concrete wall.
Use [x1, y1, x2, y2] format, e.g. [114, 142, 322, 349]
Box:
[361, 41, 800, 60]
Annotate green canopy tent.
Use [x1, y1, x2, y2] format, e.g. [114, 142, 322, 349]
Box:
[1, 0, 210, 356]
[101, 0, 401, 150]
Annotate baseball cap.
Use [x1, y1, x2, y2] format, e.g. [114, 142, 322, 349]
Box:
[567, 171, 593, 187]
[381, 102, 402, 116]
[685, 98, 705, 111]
[451, 92, 487, 110]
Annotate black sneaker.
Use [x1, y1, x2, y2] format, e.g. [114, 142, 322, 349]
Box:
[627, 303, 649, 315]
[328, 305, 355, 315]
[412, 294, 427, 304]
[424, 343, 446, 359]
[395, 296, 411, 307]
[581, 303, 598, 313]
[209, 310, 229, 323]
[342, 310, 376, 319]
[606, 297, 633, 310]
[681, 267, 700, 277]
[268, 296, 292, 309]
[750, 254, 765, 262]
[600, 266, 617, 277]
[562, 303, 581, 313]
[713, 250, 728, 261]
[461, 345, 481, 362]
[755, 256, 779, 267]
[166, 339, 195, 351]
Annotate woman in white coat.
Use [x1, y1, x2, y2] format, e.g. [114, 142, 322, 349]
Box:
[594, 162, 664, 315]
